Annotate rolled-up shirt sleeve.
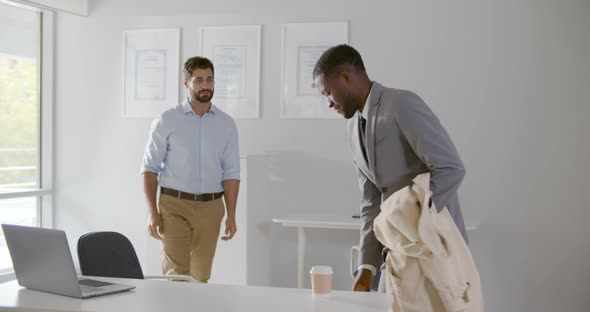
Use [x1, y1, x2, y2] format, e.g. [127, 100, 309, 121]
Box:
[221, 120, 240, 181]
[141, 116, 168, 175]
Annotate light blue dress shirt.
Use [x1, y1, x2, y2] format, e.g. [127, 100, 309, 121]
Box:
[141, 99, 240, 194]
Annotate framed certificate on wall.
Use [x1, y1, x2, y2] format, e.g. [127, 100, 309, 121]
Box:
[123, 28, 180, 118]
[200, 25, 261, 119]
[281, 22, 348, 119]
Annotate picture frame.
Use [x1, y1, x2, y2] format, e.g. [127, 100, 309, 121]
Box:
[122, 28, 180, 118]
[280, 22, 348, 119]
[200, 25, 261, 119]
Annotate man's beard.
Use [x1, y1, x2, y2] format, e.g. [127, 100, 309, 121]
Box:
[342, 93, 358, 119]
[193, 89, 214, 103]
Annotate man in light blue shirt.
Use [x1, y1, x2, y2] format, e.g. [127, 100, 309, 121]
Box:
[141, 56, 240, 282]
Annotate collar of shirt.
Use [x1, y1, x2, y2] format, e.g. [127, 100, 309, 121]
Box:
[359, 83, 373, 120]
[182, 98, 217, 116]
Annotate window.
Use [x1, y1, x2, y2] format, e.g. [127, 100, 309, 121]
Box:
[0, 0, 53, 275]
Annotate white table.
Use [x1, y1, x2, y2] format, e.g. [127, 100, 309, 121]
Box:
[272, 214, 479, 288]
[272, 215, 360, 288]
[0, 277, 392, 312]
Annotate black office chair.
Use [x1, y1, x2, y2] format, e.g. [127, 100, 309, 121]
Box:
[77, 231, 196, 282]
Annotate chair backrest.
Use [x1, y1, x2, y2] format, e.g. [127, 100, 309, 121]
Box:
[77, 231, 144, 279]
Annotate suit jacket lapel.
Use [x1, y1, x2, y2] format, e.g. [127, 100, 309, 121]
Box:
[365, 82, 383, 175]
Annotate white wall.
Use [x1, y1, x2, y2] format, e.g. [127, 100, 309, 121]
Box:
[53, 0, 590, 310]
[12, 0, 88, 16]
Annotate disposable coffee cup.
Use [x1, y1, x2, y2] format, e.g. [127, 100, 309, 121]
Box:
[310, 266, 334, 295]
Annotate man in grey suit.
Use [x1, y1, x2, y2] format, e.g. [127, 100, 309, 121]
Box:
[313, 44, 468, 292]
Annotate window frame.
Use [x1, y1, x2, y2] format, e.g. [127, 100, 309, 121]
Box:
[0, 1, 54, 280]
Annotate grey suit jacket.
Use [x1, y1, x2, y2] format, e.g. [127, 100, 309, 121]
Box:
[348, 82, 467, 269]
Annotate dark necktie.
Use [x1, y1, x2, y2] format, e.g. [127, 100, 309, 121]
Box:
[359, 115, 368, 162]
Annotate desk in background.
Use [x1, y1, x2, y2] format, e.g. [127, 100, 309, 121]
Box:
[0, 276, 392, 312]
[273, 214, 479, 288]
[272, 214, 359, 288]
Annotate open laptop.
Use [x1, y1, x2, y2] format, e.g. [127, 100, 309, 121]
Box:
[2, 224, 135, 298]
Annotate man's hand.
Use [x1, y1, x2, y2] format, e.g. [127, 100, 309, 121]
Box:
[352, 268, 373, 292]
[221, 217, 237, 241]
[147, 212, 163, 240]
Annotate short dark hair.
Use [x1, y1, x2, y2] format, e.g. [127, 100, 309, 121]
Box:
[183, 56, 214, 80]
[313, 44, 366, 79]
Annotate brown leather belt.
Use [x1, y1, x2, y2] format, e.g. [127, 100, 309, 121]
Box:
[161, 187, 224, 202]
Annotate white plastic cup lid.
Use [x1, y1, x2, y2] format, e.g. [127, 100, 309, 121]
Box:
[309, 266, 334, 275]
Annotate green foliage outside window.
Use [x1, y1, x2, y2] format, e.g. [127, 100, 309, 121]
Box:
[0, 57, 38, 188]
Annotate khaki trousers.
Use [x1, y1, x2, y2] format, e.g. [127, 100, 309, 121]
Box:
[159, 194, 225, 282]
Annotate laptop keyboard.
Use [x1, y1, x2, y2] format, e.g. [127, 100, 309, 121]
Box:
[79, 279, 114, 287]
